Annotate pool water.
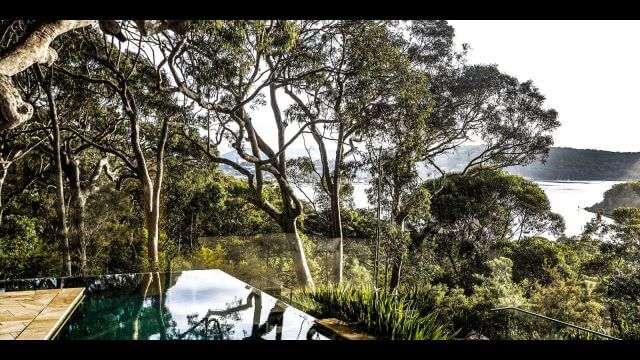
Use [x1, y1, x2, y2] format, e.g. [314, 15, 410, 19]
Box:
[1, 269, 326, 340]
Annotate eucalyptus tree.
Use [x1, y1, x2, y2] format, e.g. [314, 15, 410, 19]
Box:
[50, 26, 183, 269]
[355, 20, 561, 288]
[35, 66, 120, 275]
[2, 23, 105, 275]
[406, 20, 560, 180]
[281, 20, 432, 284]
[359, 62, 435, 288]
[0, 20, 187, 274]
[0, 23, 51, 221]
[65, 152, 116, 275]
[34, 64, 76, 276]
[156, 20, 327, 288]
[365, 149, 431, 289]
[0, 21, 189, 272]
[424, 167, 565, 289]
[0, 20, 92, 131]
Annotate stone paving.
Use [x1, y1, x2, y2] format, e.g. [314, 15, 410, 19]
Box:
[0, 288, 84, 340]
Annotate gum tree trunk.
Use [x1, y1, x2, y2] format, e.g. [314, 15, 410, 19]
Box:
[71, 191, 87, 275]
[389, 258, 403, 290]
[66, 156, 113, 275]
[0, 20, 188, 131]
[0, 165, 8, 224]
[52, 108, 71, 277]
[143, 184, 160, 267]
[140, 118, 168, 269]
[329, 175, 343, 285]
[38, 66, 71, 277]
[282, 88, 345, 285]
[329, 127, 346, 285]
[282, 218, 315, 289]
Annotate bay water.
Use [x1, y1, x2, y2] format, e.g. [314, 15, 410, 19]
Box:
[294, 180, 623, 238]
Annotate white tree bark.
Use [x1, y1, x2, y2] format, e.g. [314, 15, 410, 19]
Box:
[0, 20, 189, 131]
[0, 75, 33, 131]
[0, 20, 95, 130]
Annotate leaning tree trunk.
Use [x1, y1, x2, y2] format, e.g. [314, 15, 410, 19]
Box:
[281, 218, 315, 289]
[0, 20, 189, 131]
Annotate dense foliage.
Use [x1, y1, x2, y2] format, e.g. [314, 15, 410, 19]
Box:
[1, 20, 638, 340]
[586, 182, 640, 216]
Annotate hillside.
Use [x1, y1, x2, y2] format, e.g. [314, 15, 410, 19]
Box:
[585, 182, 640, 216]
[507, 147, 640, 181]
[420, 146, 640, 181]
[219, 146, 640, 182]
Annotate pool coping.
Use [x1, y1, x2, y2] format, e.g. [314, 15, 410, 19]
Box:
[0, 288, 85, 340]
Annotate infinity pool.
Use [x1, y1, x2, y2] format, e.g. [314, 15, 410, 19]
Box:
[0, 269, 326, 340]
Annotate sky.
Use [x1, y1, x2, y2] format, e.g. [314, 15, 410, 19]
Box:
[448, 20, 640, 152]
[222, 20, 640, 156]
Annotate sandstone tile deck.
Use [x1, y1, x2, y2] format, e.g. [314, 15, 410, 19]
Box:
[0, 288, 84, 340]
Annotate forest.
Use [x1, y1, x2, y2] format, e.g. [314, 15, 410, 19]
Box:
[1, 20, 639, 340]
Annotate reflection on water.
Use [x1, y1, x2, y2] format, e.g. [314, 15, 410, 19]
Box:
[0, 269, 325, 340]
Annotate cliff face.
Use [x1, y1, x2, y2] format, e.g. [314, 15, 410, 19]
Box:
[585, 182, 640, 216]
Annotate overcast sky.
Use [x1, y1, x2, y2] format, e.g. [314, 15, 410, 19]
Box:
[449, 20, 640, 152]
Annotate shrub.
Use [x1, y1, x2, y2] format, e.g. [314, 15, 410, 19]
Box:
[0, 215, 57, 279]
[191, 244, 228, 269]
[301, 285, 454, 340]
[529, 269, 604, 332]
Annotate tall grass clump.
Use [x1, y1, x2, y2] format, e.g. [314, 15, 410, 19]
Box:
[302, 285, 455, 340]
